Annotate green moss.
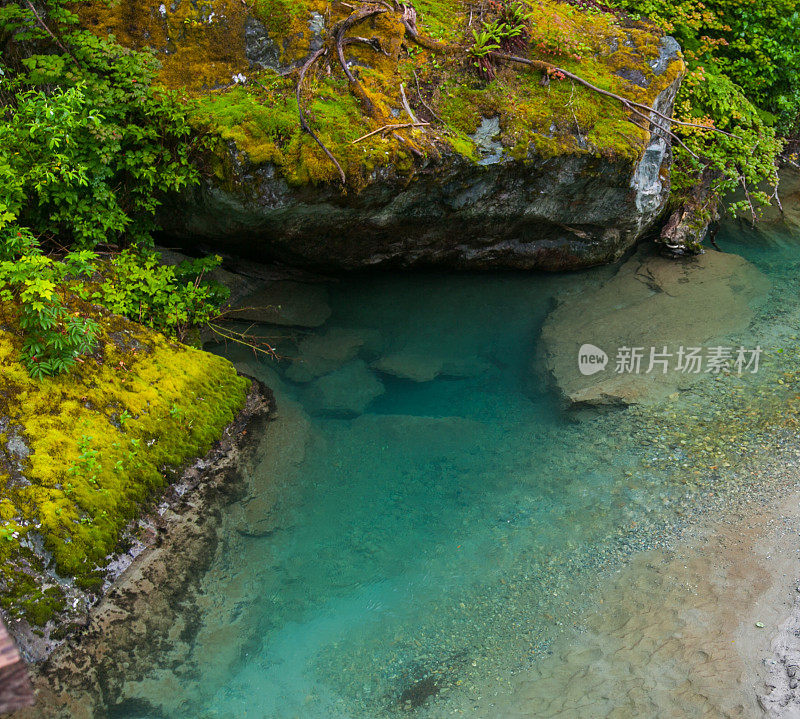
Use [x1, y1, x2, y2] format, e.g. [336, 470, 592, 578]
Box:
[78, 0, 684, 184]
[409, 0, 467, 42]
[0, 302, 249, 624]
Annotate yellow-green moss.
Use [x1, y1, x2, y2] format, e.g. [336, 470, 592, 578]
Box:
[77, 0, 684, 184]
[0, 303, 248, 622]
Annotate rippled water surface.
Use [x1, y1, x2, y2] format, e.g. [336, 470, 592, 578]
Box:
[118, 190, 800, 718]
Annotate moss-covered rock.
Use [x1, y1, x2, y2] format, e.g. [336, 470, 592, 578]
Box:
[79, 0, 686, 269]
[0, 302, 248, 640]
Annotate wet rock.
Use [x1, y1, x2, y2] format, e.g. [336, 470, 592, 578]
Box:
[233, 393, 312, 537]
[304, 360, 385, 416]
[244, 16, 282, 71]
[231, 281, 331, 327]
[156, 247, 263, 308]
[471, 117, 504, 166]
[12, 384, 274, 719]
[540, 246, 770, 406]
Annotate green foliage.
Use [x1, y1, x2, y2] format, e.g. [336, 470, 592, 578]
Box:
[469, 2, 532, 74]
[616, 0, 800, 133]
[615, 0, 793, 219]
[1, 7, 199, 248]
[93, 250, 229, 342]
[0, 223, 99, 379]
[0, 0, 211, 376]
[671, 68, 782, 222]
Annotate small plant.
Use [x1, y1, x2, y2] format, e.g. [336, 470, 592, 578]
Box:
[67, 435, 102, 486]
[498, 1, 534, 53]
[470, 28, 502, 76]
[469, 2, 535, 76]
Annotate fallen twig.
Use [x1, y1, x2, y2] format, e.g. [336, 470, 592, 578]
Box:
[352, 122, 429, 143]
[411, 68, 442, 123]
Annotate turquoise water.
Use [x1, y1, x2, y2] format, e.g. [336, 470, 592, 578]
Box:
[116, 195, 800, 718]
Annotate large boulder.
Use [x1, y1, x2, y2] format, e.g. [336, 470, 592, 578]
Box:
[540, 248, 770, 405]
[79, 0, 686, 270]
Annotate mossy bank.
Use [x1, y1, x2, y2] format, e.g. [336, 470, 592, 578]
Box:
[78, 0, 686, 270]
[0, 301, 249, 658]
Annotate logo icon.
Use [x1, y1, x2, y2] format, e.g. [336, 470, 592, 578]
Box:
[578, 344, 608, 376]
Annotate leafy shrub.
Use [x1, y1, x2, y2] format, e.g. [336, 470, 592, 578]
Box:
[0, 0, 213, 376]
[93, 250, 229, 342]
[0, 225, 99, 379]
[614, 0, 795, 219]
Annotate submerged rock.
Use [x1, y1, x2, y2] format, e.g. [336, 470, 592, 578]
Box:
[286, 328, 368, 383]
[304, 360, 385, 416]
[540, 247, 770, 406]
[372, 352, 444, 383]
[372, 352, 489, 383]
[231, 280, 331, 327]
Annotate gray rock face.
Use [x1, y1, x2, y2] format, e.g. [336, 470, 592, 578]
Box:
[161, 40, 684, 272]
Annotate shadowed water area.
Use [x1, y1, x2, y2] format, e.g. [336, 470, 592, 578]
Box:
[113, 180, 800, 718]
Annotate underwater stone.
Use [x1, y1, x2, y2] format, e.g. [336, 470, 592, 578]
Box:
[286, 328, 368, 383]
[541, 246, 770, 406]
[372, 353, 444, 382]
[304, 360, 385, 416]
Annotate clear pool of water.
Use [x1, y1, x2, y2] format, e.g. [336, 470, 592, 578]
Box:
[116, 193, 800, 718]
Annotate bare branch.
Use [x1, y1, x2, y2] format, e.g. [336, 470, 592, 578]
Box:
[352, 122, 429, 143]
[341, 35, 388, 55]
[24, 0, 78, 62]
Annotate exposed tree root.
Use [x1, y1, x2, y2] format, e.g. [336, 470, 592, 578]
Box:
[295, 0, 734, 186]
[333, 4, 389, 119]
[398, 2, 737, 150]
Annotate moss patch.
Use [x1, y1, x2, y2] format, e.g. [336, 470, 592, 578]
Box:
[0, 302, 248, 623]
[77, 0, 684, 185]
